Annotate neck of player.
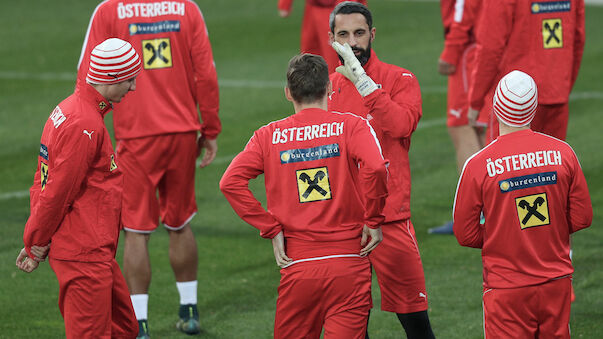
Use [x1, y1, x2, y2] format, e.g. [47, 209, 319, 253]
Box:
[498, 121, 530, 136]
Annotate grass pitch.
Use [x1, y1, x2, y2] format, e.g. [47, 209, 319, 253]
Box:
[1, 1, 601, 338]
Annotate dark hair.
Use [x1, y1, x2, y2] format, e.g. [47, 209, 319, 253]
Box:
[329, 1, 373, 33]
[286, 54, 329, 104]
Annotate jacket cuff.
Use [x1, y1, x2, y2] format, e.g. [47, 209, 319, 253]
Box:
[439, 44, 462, 66]
[201, 126, 220, 140]
[260, 225, 283, 239]
[24, 246, 35, 260]
[362, 87, 385, 108]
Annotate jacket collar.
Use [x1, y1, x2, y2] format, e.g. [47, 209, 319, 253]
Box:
[498, 129, 534, 140]
[77, 82, 112, 117]
[363, 49, 379, 74]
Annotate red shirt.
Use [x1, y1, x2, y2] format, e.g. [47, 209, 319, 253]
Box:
[439, 0, 481, 66]
[454, 129, 592, 288]
[329, 51, 422, 222]
[77, 0, 220, 140]
[220, 108, 388, 258]
[469, 0, 585, 109]
[24, 84, 123, 262]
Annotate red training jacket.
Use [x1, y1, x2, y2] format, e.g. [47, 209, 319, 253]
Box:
[23, 83, 123, 262]
[329, 50, 422, 222]
[220, 108, 388, 258]
[77, 0, 220, 140]
[469, 0, 585, 109]
[454, 129, 592, 288]
[439, 0, 482, 67]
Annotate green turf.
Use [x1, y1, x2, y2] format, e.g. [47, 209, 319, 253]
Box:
[1, 1, 601, 338]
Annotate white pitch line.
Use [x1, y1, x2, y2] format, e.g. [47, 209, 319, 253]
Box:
[1, 117, 448, 201]
[2, 71, 603, 99]
[0, 190, 29, 200]
[1, 76, 602, 200]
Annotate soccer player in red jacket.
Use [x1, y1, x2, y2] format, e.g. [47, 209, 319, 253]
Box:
[468, 0, 585, 142]
[430, 0, 485, 234]
[454, 70, 592, 338]
[16, 38, 141, 339]
[278, 0, 367, 73]
[221, 54, 388, 339]
[328, 2, 435, 338]
[77, 1, 221, 336]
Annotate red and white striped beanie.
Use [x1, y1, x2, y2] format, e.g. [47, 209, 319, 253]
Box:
[492, 70, 538, 127]
[86, 38, 142, 85]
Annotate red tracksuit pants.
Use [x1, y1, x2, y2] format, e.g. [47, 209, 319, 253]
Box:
[50, 258, 138, 339]
[274, 256, 371, 339]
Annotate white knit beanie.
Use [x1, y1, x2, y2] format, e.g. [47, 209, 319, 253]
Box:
[492, 70, 538, 127]
[87, 38, 142, 85]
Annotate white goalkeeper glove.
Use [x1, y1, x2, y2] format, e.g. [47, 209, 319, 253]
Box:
[332, 41, 379, 97]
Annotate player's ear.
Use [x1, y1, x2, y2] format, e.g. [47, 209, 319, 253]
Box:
[328, 31, 334, 44]
[284, 86, 293, 102]
[327, 81, 333, 94]
[370, 27, 376, 43]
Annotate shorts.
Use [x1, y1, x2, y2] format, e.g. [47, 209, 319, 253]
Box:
[50, 258, 138, 339]
[116, 132, 198, 232]
[274, 257, 371, 339]
[446, 43, 488, 128]
[369, 219, 429, 314]
[486, 102, 569, 143]
[483, 276, 571, 339]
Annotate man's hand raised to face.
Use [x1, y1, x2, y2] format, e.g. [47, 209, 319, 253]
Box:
[332, 42, 379, 97]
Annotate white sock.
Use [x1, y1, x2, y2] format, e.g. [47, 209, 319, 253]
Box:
[176, 280, 198, 305]
[130, 294, 149, 320]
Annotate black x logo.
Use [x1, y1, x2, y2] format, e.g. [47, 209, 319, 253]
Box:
[144, 41, 169, 65]
[518, 197, 546, 225]
[41, 164, 48, 189]
[299, 171, 328, 198]
[544, 21, 561, 44]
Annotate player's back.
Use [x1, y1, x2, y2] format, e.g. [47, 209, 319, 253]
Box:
[251, 108, 386, 257]
[464, 129, 590, 288]
[78, 0, 219, 139]
[495, 0, 583, 103]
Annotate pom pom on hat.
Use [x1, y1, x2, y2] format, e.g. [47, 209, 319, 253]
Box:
[493, 70, 538, 127]
[87, 38, 142, 85]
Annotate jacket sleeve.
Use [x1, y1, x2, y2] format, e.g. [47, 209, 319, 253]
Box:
[219, 132, 282, 239]
[76, 2, 111, 89]
[190, 3, 221, 140]
[278, 0, 294, 11]
[453, 158, 484, 248]
[23, 118, 97, 257]
[347, 118, 389, 228]
[567, 149, 592, 233]
[439, 0, 479, 66]
[468, 0, 514, 110]
[362, 71, 422, 139]
[570, 0, 585, 90]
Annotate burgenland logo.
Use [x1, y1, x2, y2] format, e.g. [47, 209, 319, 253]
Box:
[531, 1, 570, 14]
[499, 171, 557, 193]
[280, 143, 340, 164]
[129, 20, 181, 36]
[39, 144, 48, 160]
